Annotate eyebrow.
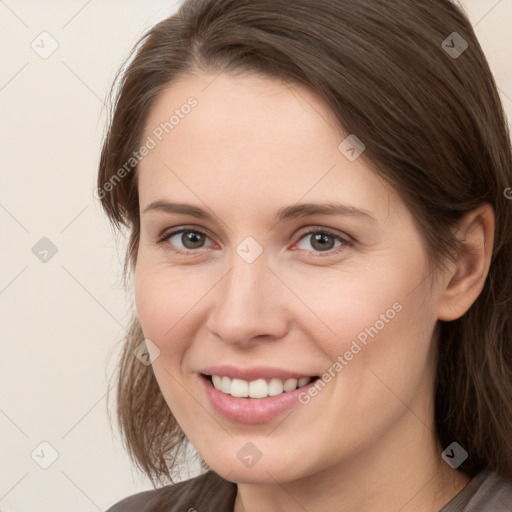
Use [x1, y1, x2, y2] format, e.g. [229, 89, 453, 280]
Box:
[142, 200, 376, 223]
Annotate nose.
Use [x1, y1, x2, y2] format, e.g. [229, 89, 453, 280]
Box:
[205, 248, 289, 347]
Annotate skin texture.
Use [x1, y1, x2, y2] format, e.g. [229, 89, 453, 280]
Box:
[134, 71, 494, 512]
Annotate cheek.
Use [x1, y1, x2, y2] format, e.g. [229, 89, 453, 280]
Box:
[284, 267, 408, 354]
[294, 261, 436, 384]
[133, 263, 200, 413]
[134, 260, 183, 345]
[134, 259, 214, 355]
[318, 271, 437, 423]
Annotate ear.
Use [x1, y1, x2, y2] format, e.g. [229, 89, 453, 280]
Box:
[437, 203, 495, 322]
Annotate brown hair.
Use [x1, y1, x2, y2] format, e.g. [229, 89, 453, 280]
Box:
[98, 0, 512, 486]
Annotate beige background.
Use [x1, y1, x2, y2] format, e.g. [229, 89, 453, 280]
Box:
[0, 1, 511, 511]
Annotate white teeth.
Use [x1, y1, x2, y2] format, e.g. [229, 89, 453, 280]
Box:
[283, 378, 298, 392]
[210, 375, 312, 398]
[298, 377, 310, 387]
[221, 376, 231, 394]
[231, 378, 249, 397]
[212, 375, 222, 389]
[268, 378, 284, 396]
[249, 379, 268, 398]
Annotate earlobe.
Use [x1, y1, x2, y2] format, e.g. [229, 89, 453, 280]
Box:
[437, 204, 495, 322]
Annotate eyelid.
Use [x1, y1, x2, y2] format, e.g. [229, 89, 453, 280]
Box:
[294, 226, 353, 245]
[156, 225, 353, 256]
[290, 227, 353, 258]
[155, 225, 214, 248]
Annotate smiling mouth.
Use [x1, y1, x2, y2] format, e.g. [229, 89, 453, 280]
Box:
[202, 374, 320, 399]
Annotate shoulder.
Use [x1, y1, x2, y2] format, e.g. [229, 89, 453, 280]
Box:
[467, 469, 512, 511]
[441, 469, 512, 511]
[105, 470, 237, 512]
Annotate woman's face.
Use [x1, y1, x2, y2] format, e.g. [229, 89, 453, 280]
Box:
[135, 71, 445, 483]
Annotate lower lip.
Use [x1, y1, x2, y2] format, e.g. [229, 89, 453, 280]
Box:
[201, 375, 318, 424]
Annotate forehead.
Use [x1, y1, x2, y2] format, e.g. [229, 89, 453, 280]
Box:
[136, 71, 396, 221]
[142, 70, 341, 154]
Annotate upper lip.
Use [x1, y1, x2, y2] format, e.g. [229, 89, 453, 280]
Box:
[201, 365, 317, 381]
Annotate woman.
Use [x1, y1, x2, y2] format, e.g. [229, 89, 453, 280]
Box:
[99, 0, 512, 510]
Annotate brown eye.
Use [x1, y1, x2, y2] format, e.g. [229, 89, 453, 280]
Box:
[293, 229, 353, 258]
[160, 228, 213, 252]
[178, 230, 207, 249]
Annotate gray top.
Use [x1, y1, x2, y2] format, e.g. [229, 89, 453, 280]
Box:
[106, 468, 512, 511]
[440, 469, 512, 511]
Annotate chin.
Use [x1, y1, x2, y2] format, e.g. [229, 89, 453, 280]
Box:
[202, 450, 309, 484]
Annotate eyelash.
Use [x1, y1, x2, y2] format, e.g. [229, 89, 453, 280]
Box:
[155, 226, 353, 258]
